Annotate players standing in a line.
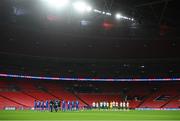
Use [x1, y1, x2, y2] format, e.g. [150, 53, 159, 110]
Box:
[34, 100, 82, 112]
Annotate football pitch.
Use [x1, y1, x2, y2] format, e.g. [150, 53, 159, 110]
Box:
[0, 110, 180, 121]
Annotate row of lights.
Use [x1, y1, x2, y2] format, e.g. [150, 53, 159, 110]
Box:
[42, 0, 134, 21]
[115, 13, 134, 21]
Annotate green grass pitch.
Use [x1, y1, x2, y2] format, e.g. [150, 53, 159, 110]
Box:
[0, 110, 180, 120]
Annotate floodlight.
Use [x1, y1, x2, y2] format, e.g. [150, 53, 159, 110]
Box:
[73, 1, 92, 13]
[115, 13, 122, 20]
[106, 12, 112, 16]
[94, 9, 102, 14]
[86, 6, 92, 12]
[44, 0, 69, 9]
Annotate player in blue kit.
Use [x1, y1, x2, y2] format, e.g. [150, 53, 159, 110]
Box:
[67, 101, 70, 110]
[45, 100, 49, 110]
[34, 100, 37, 110]
[62, 100, 66, 111]
[37, 101, 41, 110]
[41, 101, 44, 111]
[71, 101, 75, 110]
[76, 101, 79, 110]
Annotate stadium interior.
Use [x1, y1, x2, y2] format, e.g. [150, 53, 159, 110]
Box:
[0, 0, 180, 120]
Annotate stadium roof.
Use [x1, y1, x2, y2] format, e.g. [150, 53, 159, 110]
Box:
[1, 0, 179, 26]
[0, 0, 179, 60]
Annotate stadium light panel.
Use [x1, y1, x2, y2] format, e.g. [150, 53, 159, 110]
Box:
[124, 16, 128, 19]
[115, 13, 123, 20]
[106, 12, 112, 16]
[102, 11, 106, 14]
[86, 6, 92, 12]
[44, 0, 69, 9]
[94, 9, 102, 14]
[73, 1, 92, 13]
